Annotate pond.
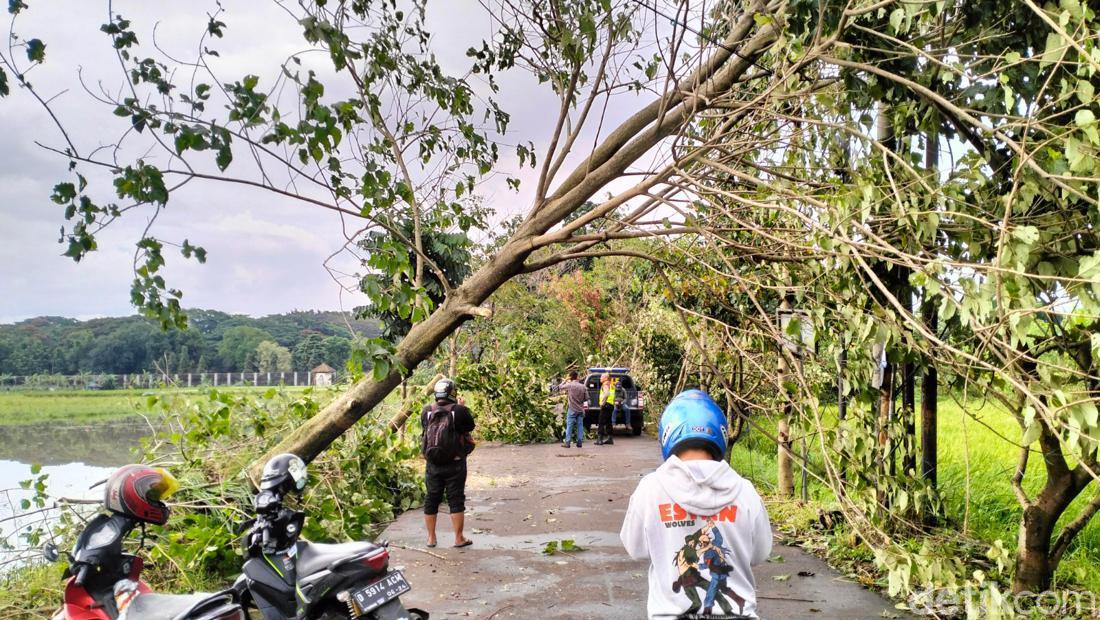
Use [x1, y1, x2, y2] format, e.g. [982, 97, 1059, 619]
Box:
[0, 420, 150, 567]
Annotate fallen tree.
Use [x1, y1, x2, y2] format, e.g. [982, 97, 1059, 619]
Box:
[0, 0, 781, 476]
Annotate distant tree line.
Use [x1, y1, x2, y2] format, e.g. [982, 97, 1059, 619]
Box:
[0, 310, 380, 375]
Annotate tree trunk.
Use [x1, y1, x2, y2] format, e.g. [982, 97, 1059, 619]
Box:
[248, 4, 780, 481]
[777, 295, 794, 498]
[920, 126, 939, 494]
[837, 348, 847, 482]
[777, 416, 794, 497]
[1015, 504, 1057, 592]
[1012, 421, 1088, 592]
[920, 303, 938, 488]
[388, 373, 444, 432]
[876, 362, 893, 506]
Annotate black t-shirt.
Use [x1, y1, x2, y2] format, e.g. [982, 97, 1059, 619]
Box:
[421, 399, 475, 434]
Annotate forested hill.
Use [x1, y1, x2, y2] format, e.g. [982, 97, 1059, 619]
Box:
[0, 310, 381, 375]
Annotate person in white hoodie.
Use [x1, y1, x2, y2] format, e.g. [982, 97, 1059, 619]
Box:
[620, 389, 772, 619]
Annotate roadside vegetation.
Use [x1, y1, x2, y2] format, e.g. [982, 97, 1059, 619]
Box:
[1, 386, 423, 615]
[731, 398, 1100, 597]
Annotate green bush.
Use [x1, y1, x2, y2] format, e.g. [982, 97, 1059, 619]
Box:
[457, 334, 561, 443]
[0, 386, 424, 610]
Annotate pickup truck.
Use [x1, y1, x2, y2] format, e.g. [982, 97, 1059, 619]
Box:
[582, 367, 645, 436]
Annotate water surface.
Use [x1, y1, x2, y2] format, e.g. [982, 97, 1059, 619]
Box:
[0, 420, 149, 566]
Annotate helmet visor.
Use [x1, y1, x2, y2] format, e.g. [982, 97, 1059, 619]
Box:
[148, 468, 180, 502]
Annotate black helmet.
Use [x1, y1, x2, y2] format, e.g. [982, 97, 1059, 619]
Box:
[434, 378, 456, 401]
[260, 453, 308, 495]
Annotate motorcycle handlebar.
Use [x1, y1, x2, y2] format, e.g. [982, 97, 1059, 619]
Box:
[73, 564, 90, 586]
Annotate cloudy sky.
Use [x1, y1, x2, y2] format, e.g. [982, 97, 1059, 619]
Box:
[0, 1, 670, 324]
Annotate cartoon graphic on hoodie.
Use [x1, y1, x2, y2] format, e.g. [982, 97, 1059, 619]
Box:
[672, 529, 710, 612]
[621, 455, 771, 619]
[697, 523, 746, 615]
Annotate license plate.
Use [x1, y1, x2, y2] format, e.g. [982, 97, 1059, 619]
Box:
[350, 570, 412, 615]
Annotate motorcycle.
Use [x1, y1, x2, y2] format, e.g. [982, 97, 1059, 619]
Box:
[232, 454, 428, 619]
[46, 465, 244, 620]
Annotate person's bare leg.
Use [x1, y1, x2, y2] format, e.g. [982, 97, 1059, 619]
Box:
[451, 512, 470, 546]
[424, 514, 438, 547]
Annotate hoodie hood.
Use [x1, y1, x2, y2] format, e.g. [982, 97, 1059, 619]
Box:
[654, 455, 744, 515]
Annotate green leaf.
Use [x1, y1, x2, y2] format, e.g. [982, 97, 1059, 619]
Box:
[888, 8, 904, 33]
[542, 540, 558, 555]
[1012, 226, 1039, 245]
[216, 145, 232, 171]
[1077, 80, 1095, 105]
[25, 38, 45, 62]
[1080, 402, 1099, 429]
[1075, 109, 1096, 128]
[753, 13, 774, 27]
[372, 357, 390, 381]
[1022, 421, 1041, 446]
[30, 463, 41, 474]
[1041, 32, 1065, 68]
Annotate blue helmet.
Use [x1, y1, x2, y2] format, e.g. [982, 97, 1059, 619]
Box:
[658, 389, 728, 461]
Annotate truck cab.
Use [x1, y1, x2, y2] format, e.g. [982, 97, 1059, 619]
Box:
[583, 367, 645, 436]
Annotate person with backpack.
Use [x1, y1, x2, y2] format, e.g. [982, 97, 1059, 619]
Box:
[421, 377, 476, 548]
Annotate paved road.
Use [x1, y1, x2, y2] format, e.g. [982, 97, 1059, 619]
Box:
[381, 436, 903, 619]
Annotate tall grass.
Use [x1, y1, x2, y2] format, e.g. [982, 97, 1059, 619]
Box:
[728, 396, 1100, 593]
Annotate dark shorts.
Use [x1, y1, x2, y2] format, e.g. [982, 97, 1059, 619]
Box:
[424, 459, 468, 515]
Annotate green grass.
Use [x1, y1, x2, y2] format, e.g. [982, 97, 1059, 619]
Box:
[0, 386, 316, 426]
[728, 396, 1100, 594]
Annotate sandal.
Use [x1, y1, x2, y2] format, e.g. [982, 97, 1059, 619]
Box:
[453, 539, 473, 548]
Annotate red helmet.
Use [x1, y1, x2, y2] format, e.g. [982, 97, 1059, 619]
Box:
[103, 464, 179, 525]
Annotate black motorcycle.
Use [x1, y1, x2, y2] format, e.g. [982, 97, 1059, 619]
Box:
[232, 454, 427, 620]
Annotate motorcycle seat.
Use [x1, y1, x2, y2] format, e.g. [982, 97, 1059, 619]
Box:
[120, 591, 238, 620]
[297, 540, 379, 576]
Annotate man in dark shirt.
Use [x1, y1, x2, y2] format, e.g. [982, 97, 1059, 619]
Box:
[560, 370, 588, 448]
[422, 377, 476, 548]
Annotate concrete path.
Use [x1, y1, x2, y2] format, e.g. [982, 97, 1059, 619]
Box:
[381, 436, 903, 619]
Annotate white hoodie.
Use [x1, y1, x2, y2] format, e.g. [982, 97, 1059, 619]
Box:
[620, 456, 772, 619]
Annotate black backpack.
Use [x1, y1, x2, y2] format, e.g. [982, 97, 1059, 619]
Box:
[421, 402, 461, 465]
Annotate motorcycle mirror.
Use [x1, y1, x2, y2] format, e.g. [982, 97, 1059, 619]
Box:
[235, 517, 256, 534]
[42, 542, 61, 563]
